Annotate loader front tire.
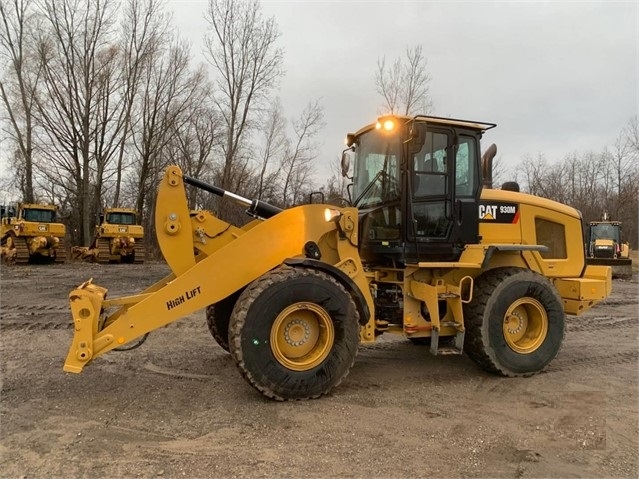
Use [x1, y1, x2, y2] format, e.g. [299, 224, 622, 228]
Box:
[463, 268, 565, 377]
[229, 266, 359, 401]
[205, 291, 242, 353]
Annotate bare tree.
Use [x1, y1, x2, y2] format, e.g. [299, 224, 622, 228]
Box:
[320, 156, 351, 206]
[375, 45, 432, 116]
[164, 89, 222, 209]
[0, 0, 41, 202]
[519, 135, 638, 250]
[255, 98, 286, 201]
[34, 0, 122, 245]
[112, 0, 171, 207]
[203, 0, 284, 211]
[280, 99, 325, 207]
[131, 40, 206, 219]
[619, 116, 639, 247]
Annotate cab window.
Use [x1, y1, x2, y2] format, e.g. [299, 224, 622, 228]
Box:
[23, 209, 55, 223]
[413, 131, 448, 197]
[455, 136, 477, 197]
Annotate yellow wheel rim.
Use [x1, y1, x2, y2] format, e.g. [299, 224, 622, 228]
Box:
[502, 297, 548, 354]
[270, 302, 334, 371]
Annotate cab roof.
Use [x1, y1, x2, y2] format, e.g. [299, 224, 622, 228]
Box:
[20, 203, 58, 210]
[104, 207, 137, 214]
[351, 114, 497, 138]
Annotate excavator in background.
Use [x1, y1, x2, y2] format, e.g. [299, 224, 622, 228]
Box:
[71, 207, 145, 264]
[1, 203, 66, 264]
[586, 212, 632, 278]
[63, 114, 611, 401]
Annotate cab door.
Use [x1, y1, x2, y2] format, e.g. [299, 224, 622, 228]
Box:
[406, 126, 480, 261]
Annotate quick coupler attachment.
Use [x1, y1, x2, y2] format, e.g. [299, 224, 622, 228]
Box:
[63, 279, 108, 373]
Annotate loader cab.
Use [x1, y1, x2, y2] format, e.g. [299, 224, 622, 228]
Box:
[344, 115, 496, 265]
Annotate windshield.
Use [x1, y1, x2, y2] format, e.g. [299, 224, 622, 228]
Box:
[351, 129, 401, 208]
[23, 208, 55, 223]
[590, 224, 620, 242]
[106, 213, 137, 225]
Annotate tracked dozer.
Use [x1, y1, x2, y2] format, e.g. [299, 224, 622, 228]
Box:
[1, 203, 66, 264]
[71, 208, 145, 264]
[63, 115, 612, 401]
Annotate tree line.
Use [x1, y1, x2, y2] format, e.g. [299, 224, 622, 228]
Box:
[1, 0, 328, 254]
[512, 117, 639, 249]
[2, 0, 636, 254]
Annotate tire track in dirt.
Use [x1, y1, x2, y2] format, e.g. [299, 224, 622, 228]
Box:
[0, 303, 70, 327]
[0, 320, 71, 331]
[0, 309, 205, 331]
[547, 350, 638, 372]
[566, 315, 636, 332]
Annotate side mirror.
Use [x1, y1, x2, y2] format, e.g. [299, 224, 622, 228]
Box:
[340, 149, 352, 178]
[407, 122, 426, 155]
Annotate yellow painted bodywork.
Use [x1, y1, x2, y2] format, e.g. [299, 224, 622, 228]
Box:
[98, 208, 144, 259]
[381, 189, 611, 343]
[478, 189, 610, 312]
[479, 189, 587, 277]
[64, 164, 612, 374]
[72, 207, 144, 261]
[1, 203, 66, 261]
[64, 166, 372, 373]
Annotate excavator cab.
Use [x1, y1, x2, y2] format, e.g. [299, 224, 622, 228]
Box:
[343, 115, 496, 264]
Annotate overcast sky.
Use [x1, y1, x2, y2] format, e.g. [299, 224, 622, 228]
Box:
[167, 0, 637, 182]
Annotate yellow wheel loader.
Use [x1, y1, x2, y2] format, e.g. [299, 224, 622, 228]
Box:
[585, 213, 632, 278]
[64, 115, 612, 401]
[1, 203, 66, 264]
[71, 208, 145, 264]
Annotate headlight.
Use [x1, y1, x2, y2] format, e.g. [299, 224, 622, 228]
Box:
[375, 119, 396, 131]
[324, 208, 342, 222]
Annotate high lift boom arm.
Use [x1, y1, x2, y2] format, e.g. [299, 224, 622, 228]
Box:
[64, 166, 373, 373]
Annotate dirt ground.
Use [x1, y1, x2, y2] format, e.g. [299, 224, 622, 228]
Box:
[0, 261, 637, 479]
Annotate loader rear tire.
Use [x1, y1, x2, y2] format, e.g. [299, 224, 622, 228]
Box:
[228, 265, 359, 401]
[205, 291, 242, 353]
[463, 267, 565, 377]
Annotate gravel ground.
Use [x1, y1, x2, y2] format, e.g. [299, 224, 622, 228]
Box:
[1, 262, 637, 478]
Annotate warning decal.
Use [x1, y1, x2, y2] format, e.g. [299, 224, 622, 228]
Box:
[479, 202, 520, 224]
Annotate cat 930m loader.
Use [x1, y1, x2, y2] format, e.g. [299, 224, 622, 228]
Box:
[64, 115, 612, 401]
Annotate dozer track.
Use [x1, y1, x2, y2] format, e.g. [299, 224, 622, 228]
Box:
[54, 241, 66, 264]
[14, 237, 30, 264]
[96, 238, 111, 264]
[133, 243, 145, 264]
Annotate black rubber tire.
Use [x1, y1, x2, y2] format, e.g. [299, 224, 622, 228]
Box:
[205, 291, 242, 353]
[228, 265, 359, 401]
[463, 267, 565, 377]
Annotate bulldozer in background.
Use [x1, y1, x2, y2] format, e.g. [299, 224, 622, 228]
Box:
[63, 114, 612, 401]
[1, 203, 66, 264]
[585, 212, 632, 278]
[71, 207, 145, 264]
